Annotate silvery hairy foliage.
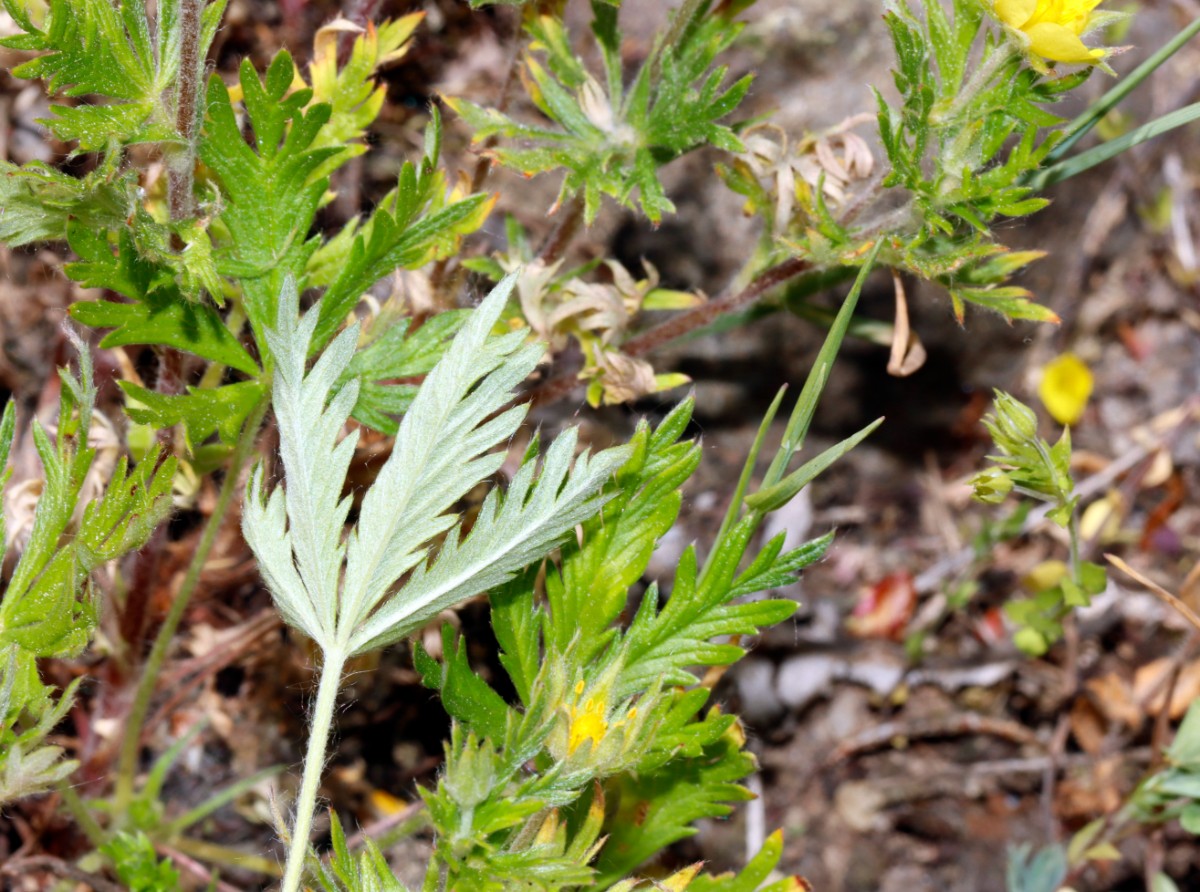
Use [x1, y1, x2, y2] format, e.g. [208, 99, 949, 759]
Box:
[242, 273, 629, 660]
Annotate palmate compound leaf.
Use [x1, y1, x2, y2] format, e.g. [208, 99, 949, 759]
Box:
[242, 272, 629, 659]
[445, 3, 751, 223]
[0, 0, 228, 150]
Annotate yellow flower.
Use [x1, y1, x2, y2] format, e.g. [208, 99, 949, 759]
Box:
[1038, 353, 1093, 425]
[994, 0, 1107, 64]
[567, 689, 609, 755]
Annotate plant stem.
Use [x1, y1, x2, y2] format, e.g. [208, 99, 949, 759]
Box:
[113, 395, 270, 816]
[525, 255, 812, 409]
[622, 255, 811, 358]
[281, 649, 346, 892]
[535, 194, 585, 265]
[930, 43, 1018, 128]
[167, 0, 205, 223]
[653, 0, 707, 80]
[1067, 509, 1083, 585]
[57, 781, 105, 848]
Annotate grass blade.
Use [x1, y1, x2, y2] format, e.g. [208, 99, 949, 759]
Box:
[1026, 101, 1200, 191]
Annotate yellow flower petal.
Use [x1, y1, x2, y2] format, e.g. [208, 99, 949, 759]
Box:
[996, 0, 1037, 28]
[1025, 22, 1106, 62]
[567, 696, 608, 754]
[992, 0, 1110, 64]
[1038, 353, 1093, 425]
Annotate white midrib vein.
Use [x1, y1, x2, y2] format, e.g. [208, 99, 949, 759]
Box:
[347, 455, 610, 654]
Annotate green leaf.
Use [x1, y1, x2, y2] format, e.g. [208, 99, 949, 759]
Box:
[1169, 700, 1200, 767]
[338, 310, 467, 434]
[489, 568, 543, 706]
[0, 160, 137, 246]
[1006, 843, 1068, 892]
[758, 245, 881, 496]
[1180, 803, 1200, 835]
[42, 101, 170, 151]
[4, 452, 177, 658]
[1079, 561, 1107, 596]
[1026, 101, 1200, 191]
[305, 110, 491, 352]
[545, 400, 701, 665]
[1, 547, 93, 656]
[315, 194, 490, 350]
[595, 717, 755, 883]
[746, 418, 883, 513]
[2, 0, 167, 146]
[302, 13, 424, 177]
[119, 380, 266, 448]
[78, 454, 178, 566]
[414, 626, 512, 742]
[71, 296, 258, 375]
[689, 829, 807, 892]
[729, 531, 833, 599]
[198, 54, 341, 341]
[101, 832, 181, 892]
[616, 533, 806, 697]
[243, 273, 629, 657]
[948, 285, 1060, 324]
[64, 215, 257, 365]
[447, 3, 752, 223]
[1, 349, 175, 804]
[0, 736, 81, 804]
[308, 811, 409, 892]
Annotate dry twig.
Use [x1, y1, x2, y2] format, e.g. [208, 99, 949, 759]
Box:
[0, 855, 125, 892]
[1107, 554, 1200, 634]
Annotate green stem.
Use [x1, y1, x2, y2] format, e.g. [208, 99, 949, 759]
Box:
[655, 0, 707, 79]
[281, 649, 346, 892]
[1067, 509, 1083, 586]
[931, 44, 1019, 127]
[113, 394, 270, 816]
[58, 781, 105, 848]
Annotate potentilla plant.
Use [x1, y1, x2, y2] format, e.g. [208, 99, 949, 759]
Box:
[0, 0, 1196, 888]
[968, 391, 1107, 655]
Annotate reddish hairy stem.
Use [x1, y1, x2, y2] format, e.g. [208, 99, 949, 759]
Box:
[622, 256, 811, 357]
[535, 194, 586, 266]
[525, 255, 812, 409]
[167, 0, 204, 223]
